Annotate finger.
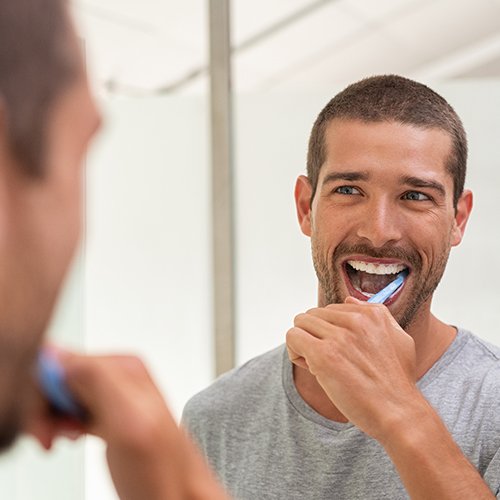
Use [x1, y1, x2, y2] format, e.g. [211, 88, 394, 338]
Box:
[27, 416, 85, 450]
[286, 352, 309, 370]
[286, 327, 322, 367]
[59, 355, 142, 435]
[294, 313, 344, 340]
[301, 306, 367, 331]
[286, 333, 310, 370]
[343, 297, 405, 334]
[61, 354, 174, 449]
[344, 296, 364, 305]
[307, 303, 362, 315]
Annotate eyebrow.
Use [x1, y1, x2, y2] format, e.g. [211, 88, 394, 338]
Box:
[400, 175, 446, 196]
[322, 171, 370, 185]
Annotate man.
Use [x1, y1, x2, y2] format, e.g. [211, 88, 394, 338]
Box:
[183, 75, 500, 499]
[0, 1, 228, 498]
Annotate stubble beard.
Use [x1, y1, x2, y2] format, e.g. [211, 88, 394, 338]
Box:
[311, 238, 451, 331]
[0, 347, 29, 452]
[0, 407, 21, 452]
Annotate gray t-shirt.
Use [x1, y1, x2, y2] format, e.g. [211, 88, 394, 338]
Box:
[182, 329, 500, 499]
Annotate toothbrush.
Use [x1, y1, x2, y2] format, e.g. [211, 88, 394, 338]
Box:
[367, 269, 409, 304]
[37, 349, 86, 420]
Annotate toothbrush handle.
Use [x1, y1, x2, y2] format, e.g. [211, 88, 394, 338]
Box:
[37, 349, 86, 420]
[367, 270, 408, 304]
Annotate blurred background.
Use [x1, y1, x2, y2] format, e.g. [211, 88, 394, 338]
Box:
[2, 0, 500, 498]
[77, 0, 500, 92]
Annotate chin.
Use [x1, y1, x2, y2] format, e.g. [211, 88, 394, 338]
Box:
[0, 403, 22, 452]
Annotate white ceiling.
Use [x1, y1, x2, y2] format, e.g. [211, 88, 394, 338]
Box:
[71, 0, 500, 95]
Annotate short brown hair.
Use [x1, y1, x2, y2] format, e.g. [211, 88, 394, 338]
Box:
[307, 75, 467, 207]
[0, 0, 78, 176]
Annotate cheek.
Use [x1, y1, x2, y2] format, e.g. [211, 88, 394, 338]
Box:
[312, 220, 340, 257]
[412, 223, 453, 272]
[43, 168, 84, 272]
[313, 206, 349, 239]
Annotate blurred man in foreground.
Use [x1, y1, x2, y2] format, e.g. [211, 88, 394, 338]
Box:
[0, 1, 227, 498]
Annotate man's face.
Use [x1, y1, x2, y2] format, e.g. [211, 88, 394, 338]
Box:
[0, 52, 101, 448]
[295, 119, 471, 330]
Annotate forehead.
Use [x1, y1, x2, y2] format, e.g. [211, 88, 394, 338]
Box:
[320, 119, 453, 185]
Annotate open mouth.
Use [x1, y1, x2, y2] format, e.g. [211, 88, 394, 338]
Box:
[343, 259, 410, 301]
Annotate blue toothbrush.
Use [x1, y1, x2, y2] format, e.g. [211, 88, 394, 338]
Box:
[37, 349, 86, 420]
[367, 269, 409, 304]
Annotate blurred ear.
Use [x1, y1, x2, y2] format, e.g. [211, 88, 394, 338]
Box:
[294, 175, 313, 237]
[451, 189, 473, 247]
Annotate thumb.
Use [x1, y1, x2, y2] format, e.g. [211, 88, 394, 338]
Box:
[344, 296, 365, 305]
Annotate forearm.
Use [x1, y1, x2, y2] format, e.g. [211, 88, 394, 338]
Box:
[381, 397, 494, 500]
[175, 429, 231, 500]
[58, 353, 230, 500]
[108, 432, 229, 500]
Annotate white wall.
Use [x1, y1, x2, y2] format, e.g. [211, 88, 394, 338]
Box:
[83, 95, 212, 499]
[430, 81, 500, 341]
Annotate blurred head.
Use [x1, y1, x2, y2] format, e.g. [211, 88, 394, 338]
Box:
[307, 75, 467, 208]
[0, 0, 100, 449]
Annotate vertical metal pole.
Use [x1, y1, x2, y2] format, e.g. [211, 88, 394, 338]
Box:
[209, 0, 235, 376]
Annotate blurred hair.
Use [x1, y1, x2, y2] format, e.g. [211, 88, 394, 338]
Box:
[0, 0, 78, 176]
[307, 75, 467, 207]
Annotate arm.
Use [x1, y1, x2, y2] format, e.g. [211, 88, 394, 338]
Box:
[28, 352, 229, 500]
[286, 300, 494, 499]
[382, 395, 494, 500]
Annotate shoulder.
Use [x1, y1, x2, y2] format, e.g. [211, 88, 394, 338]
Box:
[182, 345, 285, 425]
[458, 329, 500, 373]
[422, 328, 500, 408]
[448, 329, 500, 411]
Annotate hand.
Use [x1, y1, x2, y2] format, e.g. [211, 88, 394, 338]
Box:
[286, 297, 421, 442]
[26, 350, 229, 500]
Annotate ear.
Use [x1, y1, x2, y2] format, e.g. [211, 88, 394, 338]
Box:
[294, 175, 313, 237]
[451, 189, 473, 247]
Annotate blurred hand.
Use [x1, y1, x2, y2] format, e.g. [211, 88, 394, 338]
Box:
[26, 350, 229, 500]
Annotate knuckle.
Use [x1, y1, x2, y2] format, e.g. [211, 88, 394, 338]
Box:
[313, 346, 337, 375]
[286, 327, 298, 341]
[121, 355, 149, 376]
[350, 312, 364, 325]
[294, 312, 308, 325]
[369, 303, 386, 319]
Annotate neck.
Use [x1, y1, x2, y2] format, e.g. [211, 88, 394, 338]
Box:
[293, 294, 457, 422]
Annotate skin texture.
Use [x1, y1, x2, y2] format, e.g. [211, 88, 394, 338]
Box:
[0, 15, 228, 500]
[287, 119, 494, 498]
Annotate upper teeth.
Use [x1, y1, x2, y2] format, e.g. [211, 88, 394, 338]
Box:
[347, 260, 406, 275]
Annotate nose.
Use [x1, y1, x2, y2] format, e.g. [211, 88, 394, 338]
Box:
[355, 199, 403, 248]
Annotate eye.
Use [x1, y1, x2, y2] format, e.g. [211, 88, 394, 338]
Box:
[402, 191, 430, 201]
[335, 186, 360, 195]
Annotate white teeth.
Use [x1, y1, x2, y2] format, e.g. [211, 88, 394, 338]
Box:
[353, 285, 374, 297]
[348, 260, 406, 275]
